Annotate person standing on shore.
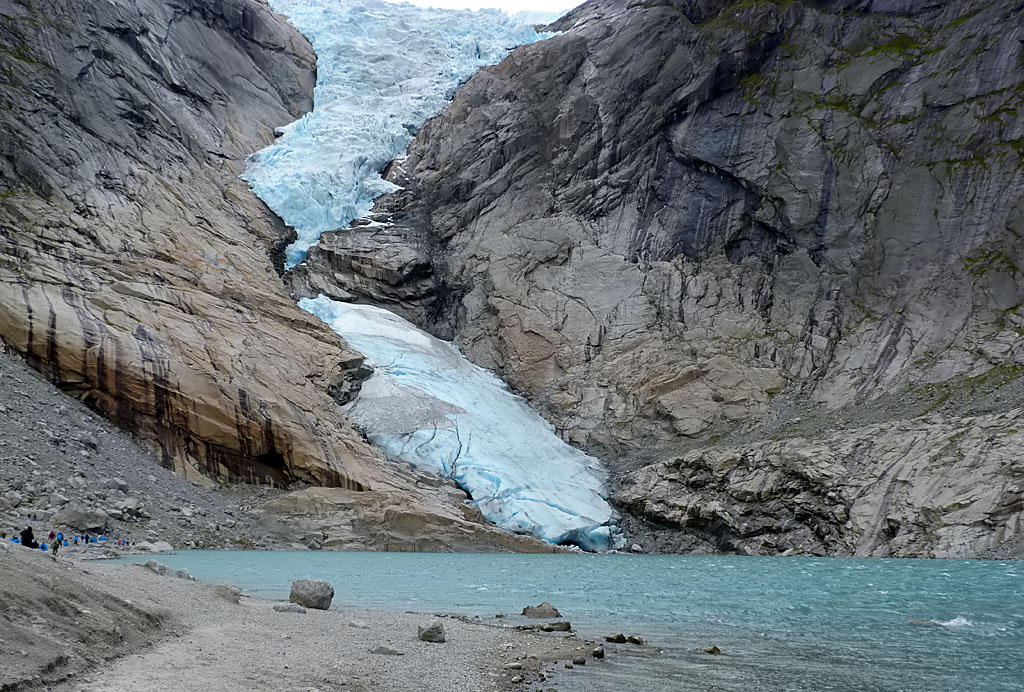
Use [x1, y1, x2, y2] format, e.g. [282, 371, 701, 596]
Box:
[19, 526, 37, 549]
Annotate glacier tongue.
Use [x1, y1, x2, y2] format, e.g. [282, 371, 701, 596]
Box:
[245, 0, 619, 550]
[300, 297, 618, 551]
[243, 0, 543, 267]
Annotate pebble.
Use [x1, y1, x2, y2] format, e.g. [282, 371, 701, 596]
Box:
[368, 645, 403, 656]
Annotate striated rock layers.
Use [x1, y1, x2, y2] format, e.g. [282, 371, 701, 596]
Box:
[0, 0, 377, 488]
[295, 0, 1024, 556]
[0, 0, 562, 551]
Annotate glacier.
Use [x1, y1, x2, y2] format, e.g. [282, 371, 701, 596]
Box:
[243, 0, 544, 267]
[300, 297, 618, 551]
[245, 0, 620, 550]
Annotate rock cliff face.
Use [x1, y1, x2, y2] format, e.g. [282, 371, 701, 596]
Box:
[0, 0, 559, 551]
[297, 0, 1024, 557]
[0, 0, 373, 488]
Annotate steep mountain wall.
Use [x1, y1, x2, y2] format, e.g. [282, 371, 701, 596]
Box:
[0, 0, 380, 488]
[297, 0, 1024, 557]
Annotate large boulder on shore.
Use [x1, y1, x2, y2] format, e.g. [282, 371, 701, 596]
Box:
[417, 620, 446, 643]
[52, 507, 107, 532]
[289, 579, 334, 610]
[522, 601, 561, 618]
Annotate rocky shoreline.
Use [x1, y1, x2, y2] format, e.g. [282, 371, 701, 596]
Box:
[1, 539, 614, 692]
[0, 349, 295, 551]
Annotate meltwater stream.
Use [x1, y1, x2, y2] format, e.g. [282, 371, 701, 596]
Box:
[117, 551, 1024, 691]
[243, 0, 619, 549]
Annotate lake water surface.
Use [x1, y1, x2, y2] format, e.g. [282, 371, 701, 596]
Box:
[114, 551, 1023, 691]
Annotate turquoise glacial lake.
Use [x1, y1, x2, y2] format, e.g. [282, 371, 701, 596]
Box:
[115, 551, 1023, 691]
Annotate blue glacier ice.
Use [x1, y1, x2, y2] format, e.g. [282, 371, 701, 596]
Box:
[244, 0, 545, 267]
[244, 0, 619, 549]
[300, 297, 618, 550]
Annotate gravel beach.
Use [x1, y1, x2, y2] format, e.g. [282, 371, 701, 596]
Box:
[1, 540, 594, 691]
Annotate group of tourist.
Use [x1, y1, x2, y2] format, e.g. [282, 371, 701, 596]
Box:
[4, 525, 133, 555]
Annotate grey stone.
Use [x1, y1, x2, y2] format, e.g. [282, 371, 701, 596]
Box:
[348, 620, 371, 629]
[1, 491, 22, 509]
[289, 579, 334, 610]
[143, 560, 194, 581]
[572, 656, 586, 665]
[52, 507, 107, 532]
[522, 602, 561, 618]
[105, 478, 128, 492]
[592, 646, 605, 658]
[135, 541, 174, 553]
[273, 603, 306, 614]
[114, 497, 144, 517]
[541, 621, 571, 632]
[368, 645, 403, 656]
[417, 620, 446, 643]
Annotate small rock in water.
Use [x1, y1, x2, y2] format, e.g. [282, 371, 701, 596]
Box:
[605, 633, 628, 643]
[368, 645, 403, 656]
[592, 646, 605, 658]
[348, 620, 370, 629]
[290, 579, 334, 610]
[572, 656, 586, 665]
[417, 620, 446, 643]
[541, 621, 571, 632]
[273, 603, 306, 614]
[522, 601, 561, 618]
[564, 662, 574, 669]
[626, 635, 645, 645]
[702, 645, 722, 655]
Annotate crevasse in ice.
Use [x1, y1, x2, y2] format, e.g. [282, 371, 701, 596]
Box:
[243, 0, 543, 267]
[246, 0, 620, 550]
[300, 297, 618, 551]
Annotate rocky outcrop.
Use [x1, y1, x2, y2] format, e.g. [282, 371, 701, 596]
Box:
[261, 485, 566, 553]
[616, 409, 1024, 558]
[0, 1, 392, 491]
[297, 0, 1024, 555]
